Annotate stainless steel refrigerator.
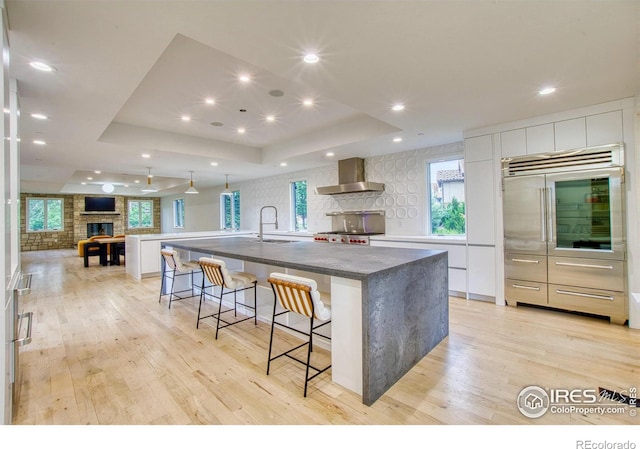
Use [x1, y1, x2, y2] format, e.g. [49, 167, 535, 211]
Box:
[502, 143, 627, 324]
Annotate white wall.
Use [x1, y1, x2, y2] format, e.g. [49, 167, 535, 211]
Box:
[161, 141, 464, 236]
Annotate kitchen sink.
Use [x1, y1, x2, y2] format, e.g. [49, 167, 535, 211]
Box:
[253, 239, 296, 244]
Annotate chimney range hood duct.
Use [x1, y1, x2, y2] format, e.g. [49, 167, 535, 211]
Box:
[315, 157, 385, 195]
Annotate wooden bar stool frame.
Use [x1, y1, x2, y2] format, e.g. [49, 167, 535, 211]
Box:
[267, 276, 331, 397]
[198, 258, 258, 339]
[159, 249, 200, 309]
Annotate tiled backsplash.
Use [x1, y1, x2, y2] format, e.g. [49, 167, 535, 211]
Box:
[237, 141, 463, 235]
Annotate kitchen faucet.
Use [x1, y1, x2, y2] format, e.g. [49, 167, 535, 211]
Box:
[259, 206, 278, 242]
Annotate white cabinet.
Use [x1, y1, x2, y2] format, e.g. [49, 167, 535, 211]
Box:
[468, 245, 496, 298]
[465, 159, 495, 245]
[526, 123, 555, 154]
[586, 110, 623, 146]
[464, 134, 493, 162]
[554, 117, 586, 151]
[501, 129, 526, 158]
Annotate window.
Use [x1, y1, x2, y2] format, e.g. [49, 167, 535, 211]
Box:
[173, 198, 185, 228]
[128, 199, 153, 228]
[220, 190, 240, 230]
[26, 198, 64, 232]
[428, 159, 465, 236]
[291, 180, 307, 231]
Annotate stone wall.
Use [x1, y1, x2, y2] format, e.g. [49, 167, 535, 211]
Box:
[20, 194, 75, 251]
[21, 193, 161, 251]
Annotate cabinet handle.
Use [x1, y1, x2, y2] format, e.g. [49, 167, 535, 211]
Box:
[554, 261, 613, 270]
[16, 272, 33, 296]
[555, 289, 614, 301]
[546, 187, 554, 243]
[511, 258, 540, 264]
[15, 311, 33, 346]
[512, 284, 540, 291]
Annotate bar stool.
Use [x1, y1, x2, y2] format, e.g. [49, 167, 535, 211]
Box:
[159, 249, 200, 309]
[266, 272, 331, 397]
[197, 257, 258, 339]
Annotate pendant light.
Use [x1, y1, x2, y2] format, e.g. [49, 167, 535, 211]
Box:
[141, 167, 158, 193]
[185, 171, 199, 194]
[222, 174, 232, 195]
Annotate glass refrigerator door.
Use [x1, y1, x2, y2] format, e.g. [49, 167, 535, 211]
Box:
[548, 168, 625, 260]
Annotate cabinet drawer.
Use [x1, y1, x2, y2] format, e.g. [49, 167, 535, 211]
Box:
[505, 279, 548, 306]
[548, 256, 625, 291]
[549, 284, 626, 320]
[505, 254, 547, 282]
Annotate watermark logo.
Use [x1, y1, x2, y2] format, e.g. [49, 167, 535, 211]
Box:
[517, 385, 637, 418]
[517, 385, 550, 418]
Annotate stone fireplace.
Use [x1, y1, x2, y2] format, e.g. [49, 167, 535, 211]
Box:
[87, 222, 113, 237]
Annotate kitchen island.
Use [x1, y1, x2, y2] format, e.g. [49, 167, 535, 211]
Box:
[166, 237, 448, 406]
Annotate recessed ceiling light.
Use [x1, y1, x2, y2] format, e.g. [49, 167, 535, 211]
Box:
[81, 182, 86, 185]
[237, 127, 246, 134]
[280, 162, 288, 167]
[124, 184, 129, 188]
[134, 180, 140, 184]
[87, 177, 93, 181]
[391, 104, 405, 112]
[181, 115, 191, 121]
[30, 113, 48, 120]
[210, 162, 219, 166]
[303, 53, 320, 64]
[29, 61, 55, 72]
[239, 74, 251, 83]
[539, 86, 556, 95]
[266, 115, 275, 122]
[303, 99, 314, 107]
[393, 137, 403, 142]
[269, 89, 284, 97]
[94, 170, 101, 174]
[33, 139, 46, 145]
[210, 121, 224, 127]
[205, 97, 215, 105]
[142, 153, 150, 158]
[102, 183, 114, 193]
[326, 152, 334, 157]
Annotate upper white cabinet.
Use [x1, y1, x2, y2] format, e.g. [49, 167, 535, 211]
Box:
[499, 109, 623, 157]
[464, 134, 493, 162]
[501, 129, 526, 158]
[526, 123, 555, 154]
[554, 117, 586, 151]
[586, 110, 623, 146]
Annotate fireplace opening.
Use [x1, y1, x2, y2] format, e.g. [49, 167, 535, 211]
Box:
[87, 222, 113, 237]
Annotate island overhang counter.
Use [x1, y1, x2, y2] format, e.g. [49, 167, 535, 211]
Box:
[164, 237, 449, 406]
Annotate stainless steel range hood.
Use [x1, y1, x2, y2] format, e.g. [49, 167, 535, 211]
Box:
[315, 157, 385, 195]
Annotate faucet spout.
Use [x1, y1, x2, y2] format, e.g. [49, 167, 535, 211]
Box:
[259, 206, 278, 242]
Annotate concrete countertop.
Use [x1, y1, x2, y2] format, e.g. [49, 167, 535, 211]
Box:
[164, 237, 445, 281]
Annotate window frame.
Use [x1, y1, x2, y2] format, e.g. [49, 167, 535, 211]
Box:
[173, 197, 185, 229]
[26, 197, 64, 232]
[127, 199, 154, 229]
[426, 156, 466, 237]
[290, 180, 308, 232]
[220, 190, 240, 230]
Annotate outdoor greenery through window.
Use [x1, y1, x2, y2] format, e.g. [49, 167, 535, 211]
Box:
[291, 180, 307, 231]
[428, 159, 466, 235]
[128, 200, 153, 228]
[26, 198, 63, 232]
[221, 191, 240, 230]
[173, 198, 185, 228]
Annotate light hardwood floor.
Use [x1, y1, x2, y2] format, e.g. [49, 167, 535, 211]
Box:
[12, 249, 639, 425]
